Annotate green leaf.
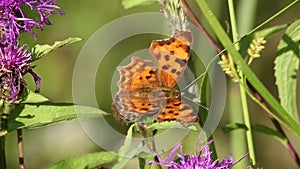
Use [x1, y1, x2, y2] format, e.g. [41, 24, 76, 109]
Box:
[118, 124, 135, 157]
[121, 0, 157, 9]
[195, 0, 300, 139]
[31, 37, 82, 62]
[252, 124, 287, 143]
[48, 151, 118, 169]
[112, 142, 144, 169]
[223, 123, 287, 143]
[138, 156, 146, 169]
[147, 121, 197, 131]
[21, 90, 49, 103]
[114, 124, 146, 169]
[8, 103, 109, 132]
[223, 123, 248, 133]
[274, 19, 300, 122]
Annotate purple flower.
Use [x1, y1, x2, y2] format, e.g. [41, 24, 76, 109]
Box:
[0, 0, 64, 44]
[148, 135, 247, 169]
[0, 44, 40, 103]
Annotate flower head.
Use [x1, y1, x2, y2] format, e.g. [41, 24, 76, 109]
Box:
[0, 44, 40, 103]
[148, 135, 246, 169]
[0, 0, 64, 44]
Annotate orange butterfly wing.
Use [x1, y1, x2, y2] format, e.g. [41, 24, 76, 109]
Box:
[113, 31, 197, 125]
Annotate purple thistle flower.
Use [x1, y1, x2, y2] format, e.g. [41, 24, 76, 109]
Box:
[0, 0, 64, 44]
[148, 135, 247, 169]
[0, 44, 40, 103]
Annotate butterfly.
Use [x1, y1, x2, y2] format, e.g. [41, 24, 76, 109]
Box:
[112, 30, 198, 126]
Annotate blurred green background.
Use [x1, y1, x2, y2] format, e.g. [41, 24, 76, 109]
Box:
[6, 0, 300, 168]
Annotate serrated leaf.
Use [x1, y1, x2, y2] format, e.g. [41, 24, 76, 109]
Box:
[48, 151, 118, 169]
[8, 103, 109, 132]
[31, 37, 82, 62]
[121, 0, 157, 9]
[274, 19, 300, 122]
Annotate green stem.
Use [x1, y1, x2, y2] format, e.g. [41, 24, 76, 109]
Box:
[227, 0, 239, 49]
[228, 0, 256, 166]
[195, 0, 300, 139]
[239, 81, 256, 166]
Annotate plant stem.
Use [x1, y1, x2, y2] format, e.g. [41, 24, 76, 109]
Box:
[227, 0, 256, 167]
[137, 124, 162, 169]
[227, 0, 239, 49]
[181, 0, 220, 160]
[181, 0, 222, 53]
[248, 83, 300, 167]
[195, 0, 300, 139]
[239, 82, 256, 166]
[0, 134, 6, 169]
[0, 102, 10, 169]
[17, 129, 25, 169]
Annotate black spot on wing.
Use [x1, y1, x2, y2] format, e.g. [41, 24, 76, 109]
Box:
[164, 55, 170, 61]
[162, 65, 168, 70]
[175, 58, 186, 67]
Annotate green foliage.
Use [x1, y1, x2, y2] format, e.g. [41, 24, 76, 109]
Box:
[8, 101, 108, 132]
[48, 152, 118, 169]
[121, 0, 157, 9]
[21, 91, 49, 103]
[239, 24, 288, 57]
[147, 121, 197, 130]
[118, 124, 135, 158]
[274, 19, 300, 122]
[196, 0, 300, 139]
[31, 37, 82, 62]
[223, 123, 286, 143]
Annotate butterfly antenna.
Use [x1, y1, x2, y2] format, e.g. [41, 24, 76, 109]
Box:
[182, 95, 209, 111]
[182, 70, 207, 92]
[182, 48, 227, 92]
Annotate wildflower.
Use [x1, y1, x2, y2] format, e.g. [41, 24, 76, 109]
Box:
[148, 135, 246, 169]
[0, 44, 40, 103]
[247, 37, 266, 65]
[0, 0, 64, 44]
[218, 54, 239, 82]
